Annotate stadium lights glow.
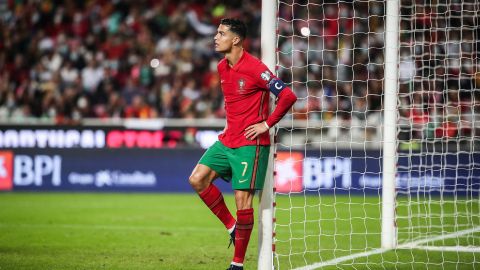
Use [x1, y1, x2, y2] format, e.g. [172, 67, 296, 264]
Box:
[150, 58, 160, 68]
[300, 27, 310, 37]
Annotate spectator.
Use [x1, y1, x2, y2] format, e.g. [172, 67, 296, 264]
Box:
[125, 94, 156, 118]
[81, 58, 104, 94]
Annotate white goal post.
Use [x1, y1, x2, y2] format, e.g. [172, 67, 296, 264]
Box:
[258, 0, 278, 269]
[381, 0, 399, 250]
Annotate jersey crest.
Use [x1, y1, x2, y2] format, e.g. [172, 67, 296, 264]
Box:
[238, 78, 245, 92]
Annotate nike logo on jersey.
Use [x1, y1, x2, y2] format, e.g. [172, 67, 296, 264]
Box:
[239, 179, 249, 183]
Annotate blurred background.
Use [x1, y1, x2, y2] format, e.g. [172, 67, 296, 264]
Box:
[0, 2, 479, 269]
[0, 0, 479, 192]
[0, 0, 263, 123]
[1, 0, 478, 150]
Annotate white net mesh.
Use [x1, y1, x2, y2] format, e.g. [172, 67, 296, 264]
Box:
[272, 0, 480, 269]
[395, 0, 480, 264]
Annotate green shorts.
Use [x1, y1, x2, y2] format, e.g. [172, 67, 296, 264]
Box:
[198, 141, 270, 190]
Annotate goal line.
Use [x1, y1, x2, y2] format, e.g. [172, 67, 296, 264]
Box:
[292, 226, 480, 270]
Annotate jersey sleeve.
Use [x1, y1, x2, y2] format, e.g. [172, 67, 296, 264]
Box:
[265, 88, 297, 127]
[251, 60, 298, 127]
[251, 61, 275, 90]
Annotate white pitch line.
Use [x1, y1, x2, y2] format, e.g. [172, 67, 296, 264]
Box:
[292, 226, 480, 270]
[411, 246, 480, 253]
[292, 247, 388, 270]
[397, 226, 480, 249]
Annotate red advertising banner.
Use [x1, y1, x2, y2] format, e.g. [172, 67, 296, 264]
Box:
[274, 151, 304, 193]
[0, 151, 13, 191]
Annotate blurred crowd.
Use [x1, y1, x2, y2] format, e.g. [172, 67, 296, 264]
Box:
[276, 0, 479, 142]
[276, 1, 386, 143]
[0, 0, 479, 142]
[0, 0, 260, 124]
[396, 0, 480, 140]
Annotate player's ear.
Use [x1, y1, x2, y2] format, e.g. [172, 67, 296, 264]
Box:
[232, 36, 241, 46]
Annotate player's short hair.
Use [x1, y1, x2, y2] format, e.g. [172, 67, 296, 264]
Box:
[220, 18, 247, 40]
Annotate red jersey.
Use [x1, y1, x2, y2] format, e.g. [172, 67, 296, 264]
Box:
[218, 51, 297, 148]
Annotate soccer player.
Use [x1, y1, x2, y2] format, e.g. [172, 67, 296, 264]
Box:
[189, 18, 297, 270]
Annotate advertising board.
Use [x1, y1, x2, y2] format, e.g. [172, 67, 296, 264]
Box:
[274, 150, 480, 196]
[1, 149, 229, 192]
[0, 146, 477, 195]
[0, 126, 222, 149]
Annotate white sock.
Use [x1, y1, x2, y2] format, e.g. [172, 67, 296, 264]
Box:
[231, 262, 243, 267]
[228, 224, 235, 234]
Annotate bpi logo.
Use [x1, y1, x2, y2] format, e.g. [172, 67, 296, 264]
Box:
[303, 157, 352, 189]
[0, 151, 13, 190]
[14, 155, 62, 187]
[274, 152, 304, 193]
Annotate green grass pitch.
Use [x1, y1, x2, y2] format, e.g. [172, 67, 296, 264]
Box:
[0, 193, 479, 269]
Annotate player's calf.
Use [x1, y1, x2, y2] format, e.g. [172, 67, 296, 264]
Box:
[231, 208, 254, 265]
[197, 184, 236, 234]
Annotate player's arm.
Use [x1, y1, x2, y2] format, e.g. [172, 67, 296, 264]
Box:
[245, 75, 297, 140]
[264, 78, 297, 128]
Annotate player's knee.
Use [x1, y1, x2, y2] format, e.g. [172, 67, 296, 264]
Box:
[188, 173, 200, 188]
[188, 172, 207, 191]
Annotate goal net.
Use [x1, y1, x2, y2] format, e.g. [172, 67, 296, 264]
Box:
[271, 0, 480, 269]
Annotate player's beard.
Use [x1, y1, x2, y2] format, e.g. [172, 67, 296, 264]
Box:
[215, 42, 232, 54]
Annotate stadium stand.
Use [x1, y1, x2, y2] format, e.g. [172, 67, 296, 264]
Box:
[0, 1, 260, 123]
[0, 0, 478, 141]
